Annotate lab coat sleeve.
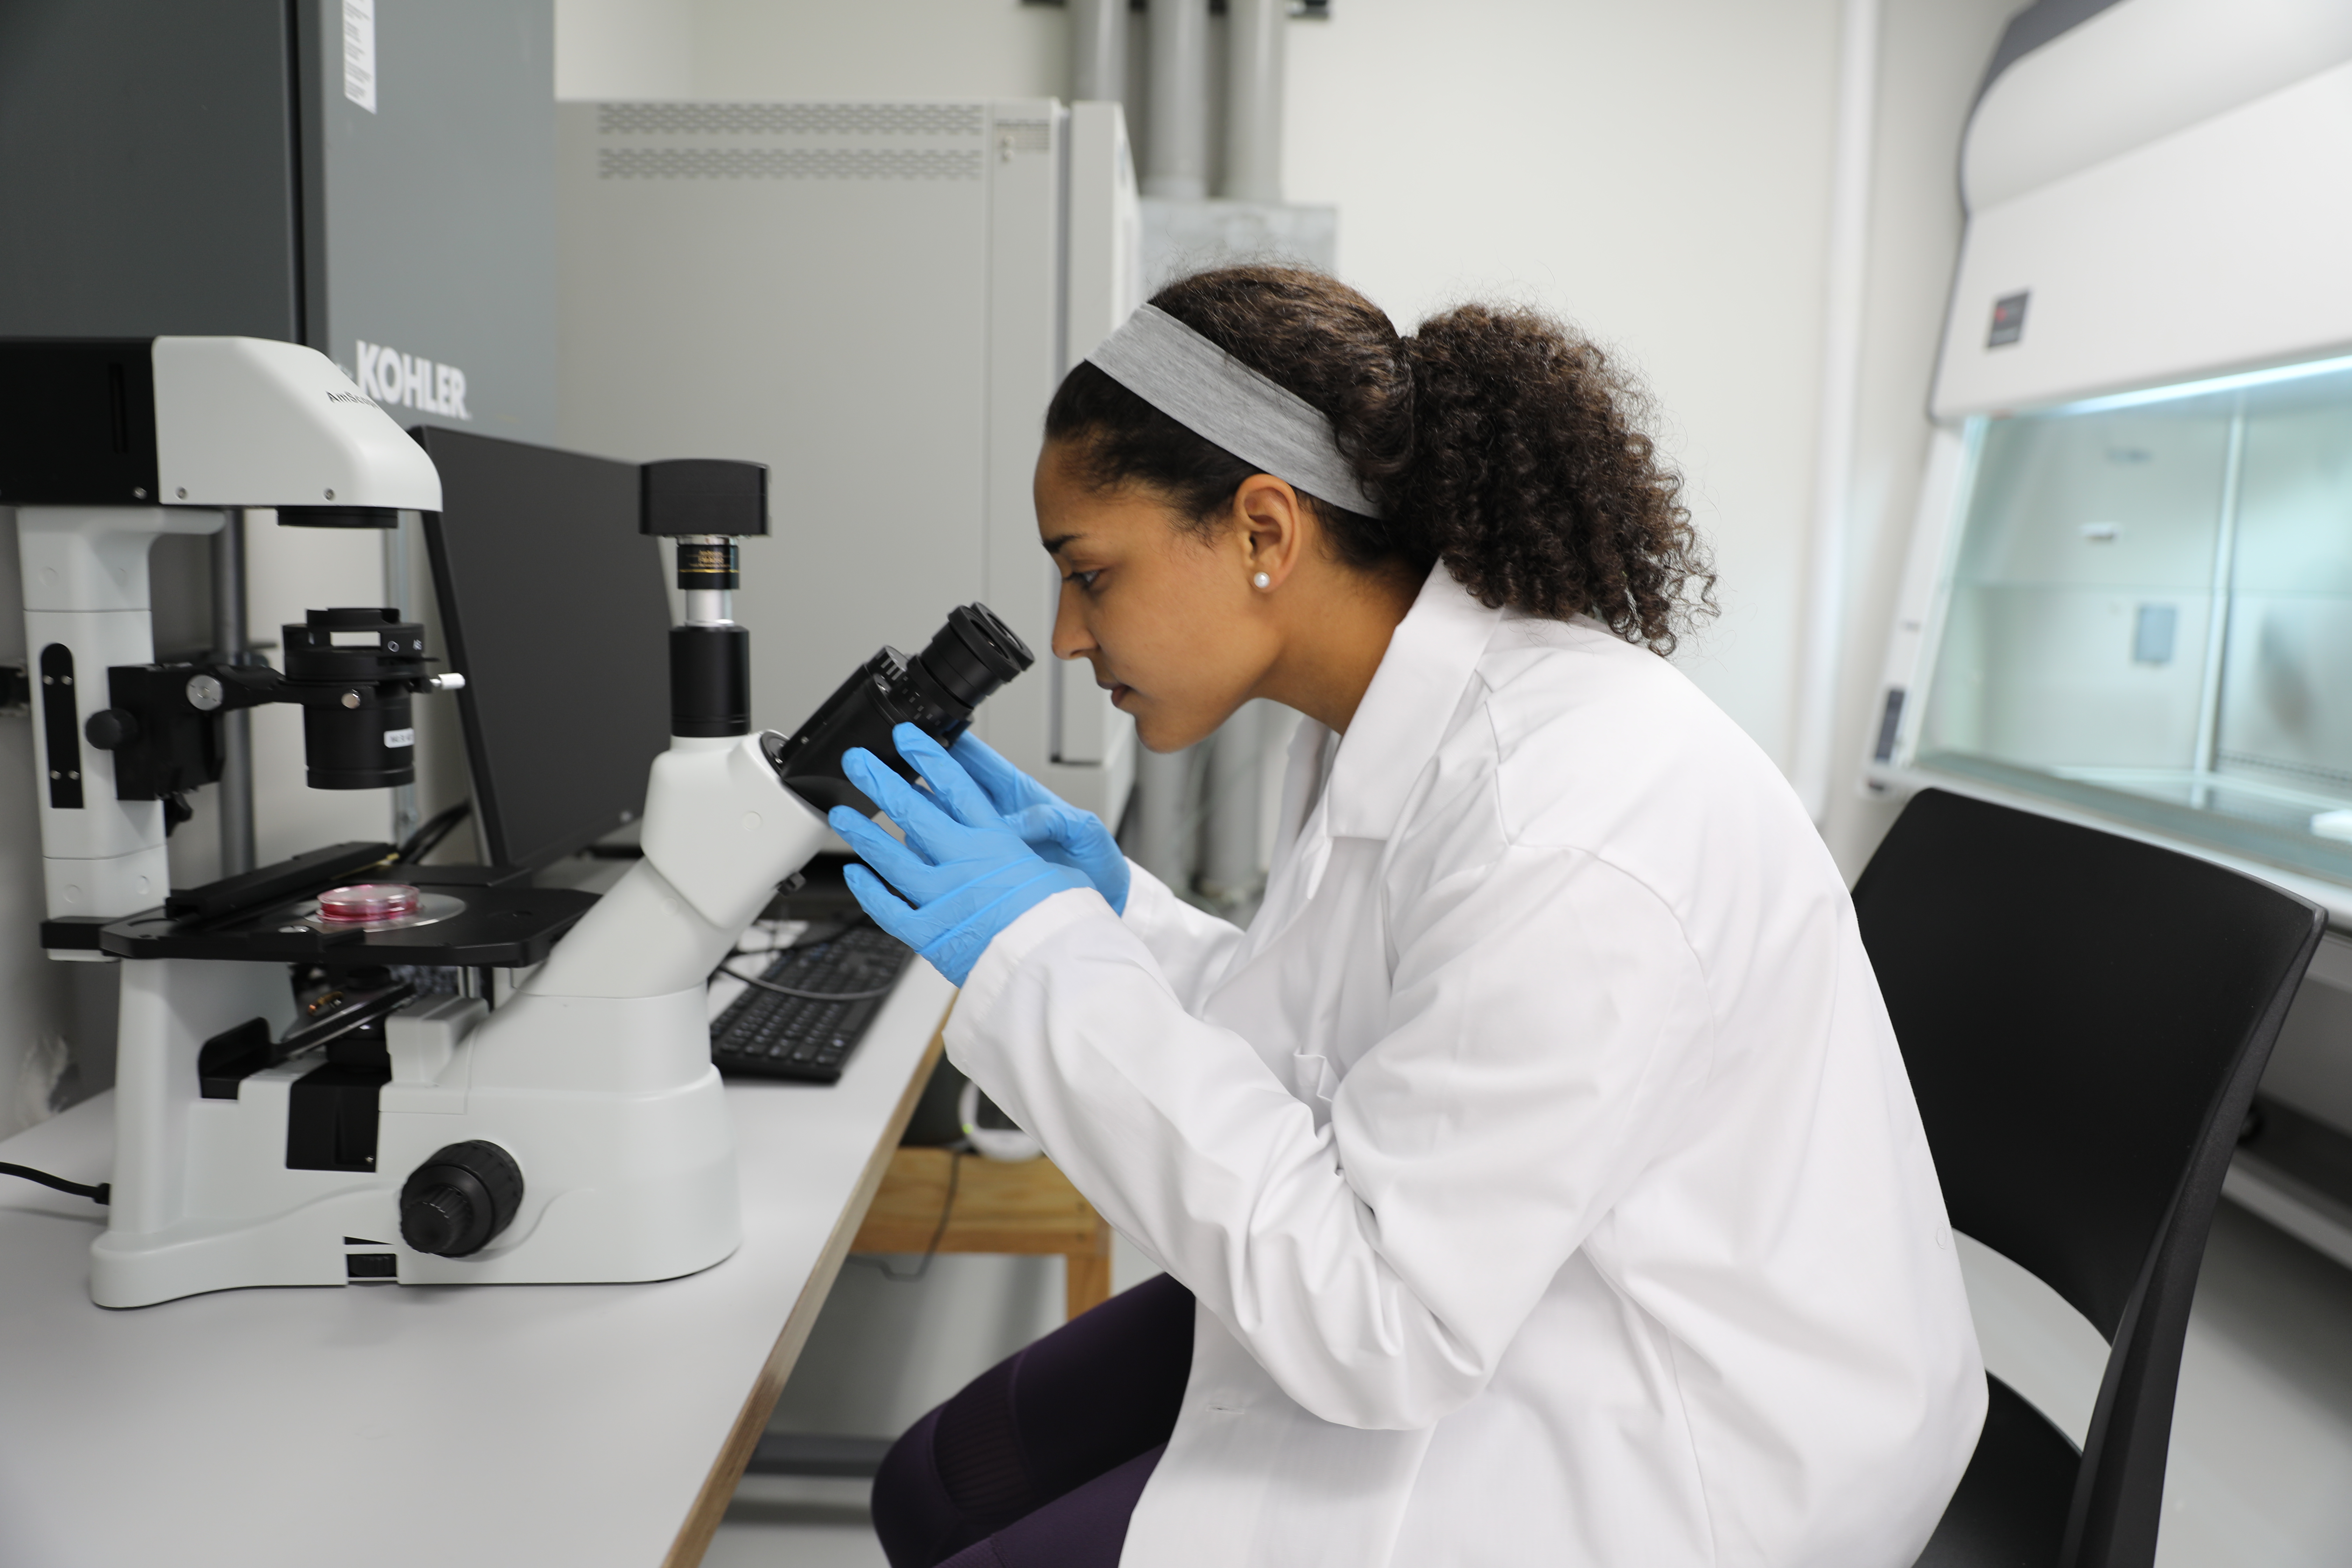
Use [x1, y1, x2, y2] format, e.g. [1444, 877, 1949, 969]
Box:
[946, 844, 1717, 1432]
[1115, 859, 1249, 1010]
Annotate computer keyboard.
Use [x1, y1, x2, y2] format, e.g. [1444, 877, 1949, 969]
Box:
[710, 923, 914, 1083]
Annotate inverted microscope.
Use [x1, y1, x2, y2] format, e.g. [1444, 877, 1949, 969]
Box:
[1, 336, 1030, 1308]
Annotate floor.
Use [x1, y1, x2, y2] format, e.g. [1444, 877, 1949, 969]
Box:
[706, 1476, 888, 1568]
[708, 1202, 2352, 1567]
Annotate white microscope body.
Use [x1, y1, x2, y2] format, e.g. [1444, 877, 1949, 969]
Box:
[6, 337, 850, 1307]
[92, 730, 831, 1306]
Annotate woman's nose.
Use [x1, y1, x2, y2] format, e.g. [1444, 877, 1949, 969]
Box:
[1052, 588, 1093, 661]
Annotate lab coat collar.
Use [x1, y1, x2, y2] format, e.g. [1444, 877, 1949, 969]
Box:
[1323, 565, 1503, 842]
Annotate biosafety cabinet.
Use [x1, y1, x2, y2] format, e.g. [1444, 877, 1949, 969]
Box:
[1871, 0, 2352, 1265]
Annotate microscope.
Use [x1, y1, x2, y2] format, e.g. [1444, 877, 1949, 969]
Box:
[3, 336, 1031, 1308]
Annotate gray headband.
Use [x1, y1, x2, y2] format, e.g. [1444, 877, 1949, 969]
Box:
[1087, 303, 1384, 519]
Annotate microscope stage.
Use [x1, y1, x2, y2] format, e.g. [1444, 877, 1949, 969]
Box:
[96, 882, 596, 968]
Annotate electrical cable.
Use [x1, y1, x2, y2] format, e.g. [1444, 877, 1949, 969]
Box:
[854, 1148, 961, 1283]
[723, 962, 901, 1002]
[394, 800, 471, 864]
[1, 1162, 110, 1205]
[712, 918, 900, 1001]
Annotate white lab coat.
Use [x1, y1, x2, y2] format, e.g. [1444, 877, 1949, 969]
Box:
[944, 567, 1986, 1567]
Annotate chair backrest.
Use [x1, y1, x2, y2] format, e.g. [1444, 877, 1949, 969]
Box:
[1851, 790, 2323, 1568]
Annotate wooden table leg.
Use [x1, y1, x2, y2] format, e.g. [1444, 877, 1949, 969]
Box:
[855, 1148, 1117, 1320]
[1066, 1215, 1114, 1318]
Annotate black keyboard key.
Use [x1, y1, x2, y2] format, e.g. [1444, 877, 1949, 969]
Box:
[710, 924, 914, 1084]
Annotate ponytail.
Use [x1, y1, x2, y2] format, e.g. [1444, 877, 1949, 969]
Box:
[1044, 265, 1715, 654]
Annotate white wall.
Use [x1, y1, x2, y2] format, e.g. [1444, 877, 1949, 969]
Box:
[1284, 0, 1840, 764]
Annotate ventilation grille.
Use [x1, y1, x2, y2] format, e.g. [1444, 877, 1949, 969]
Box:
[597, 102, 985, 137]
[994, 120, 1052, 156]
[598, 147, 984, 182]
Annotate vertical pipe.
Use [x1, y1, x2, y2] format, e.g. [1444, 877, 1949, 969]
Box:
[1130, 743, 1198, 892]
[209, 508, 255, 876]
[1200, 700, 1266, 903]
[1223, 0, 1284, 202]
[1146, 0, 1210, 199]
[384, 513, 420, 845]
[1789, 0, 1881, 824]
[1071, 0, 1127, 103]
[2190, 401, 2248, 809]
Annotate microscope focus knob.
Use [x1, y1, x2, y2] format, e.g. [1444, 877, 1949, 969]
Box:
[399, 1141, 524, 1258]
[84, 708, 140, 750]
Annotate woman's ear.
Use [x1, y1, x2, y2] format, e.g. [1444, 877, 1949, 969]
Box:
[1233, 473, 1308, 592]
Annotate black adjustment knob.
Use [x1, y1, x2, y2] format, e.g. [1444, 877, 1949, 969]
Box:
[399, 1140, 524, 1258]
[402, 1185, 475, 1255]
[84, 708, 140, 750]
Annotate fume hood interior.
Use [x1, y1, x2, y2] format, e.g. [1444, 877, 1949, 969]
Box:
[1908, 357, 2352, 886]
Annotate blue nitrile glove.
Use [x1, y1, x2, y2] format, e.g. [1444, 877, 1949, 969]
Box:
[828, 726, 1093, 987]
[950, 731, 1130, 915]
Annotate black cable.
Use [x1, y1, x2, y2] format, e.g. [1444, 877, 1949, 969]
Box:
[723, 961, 900, 1002]
[1, 1162, 109, 1205]
[394, 800, 471, 864]
[713, 919, 898, 1001]
[856, 1149, 961, 1283]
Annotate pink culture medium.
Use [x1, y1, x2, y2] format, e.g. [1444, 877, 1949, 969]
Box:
[316, 883, 422, 923]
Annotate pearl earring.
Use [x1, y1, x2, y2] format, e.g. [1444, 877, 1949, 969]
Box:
[1252, 572, 1272, 589]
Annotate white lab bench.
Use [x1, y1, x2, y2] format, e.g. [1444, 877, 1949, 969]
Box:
[0, 959, 954, 1568]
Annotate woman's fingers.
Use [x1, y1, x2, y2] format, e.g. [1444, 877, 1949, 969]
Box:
[845, 747, 982, 868]
[826, 805, 933, 894]
[891, 723, 999, 828]
[840, 863, 924, 944]
[842, 747, 944, 831]
[948, 730, 1041, 815]
[1013, 803, 1079, 852]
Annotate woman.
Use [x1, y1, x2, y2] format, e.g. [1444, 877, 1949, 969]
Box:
[825, 267, 1984, 1568]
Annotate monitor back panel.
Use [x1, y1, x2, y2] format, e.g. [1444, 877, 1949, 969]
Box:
[418, 427, 670, 870]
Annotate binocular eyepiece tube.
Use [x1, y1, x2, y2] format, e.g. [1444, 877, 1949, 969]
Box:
[636, 461, 1032, 811]
[763, 603, 1034, 814]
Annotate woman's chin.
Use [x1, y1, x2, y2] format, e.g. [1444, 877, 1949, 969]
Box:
[1134, 713, 1218, 755]
[1131, 711, 1181, 755]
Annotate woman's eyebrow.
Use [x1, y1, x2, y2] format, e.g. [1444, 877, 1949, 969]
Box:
[1042, 533, 1086, 556]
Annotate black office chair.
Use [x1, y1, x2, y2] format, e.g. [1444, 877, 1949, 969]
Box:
[1851, 789, 2325, 1568]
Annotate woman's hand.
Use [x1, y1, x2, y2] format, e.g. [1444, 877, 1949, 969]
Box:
[951, 731, 1132, 916]
[828, 725, 1095, 986]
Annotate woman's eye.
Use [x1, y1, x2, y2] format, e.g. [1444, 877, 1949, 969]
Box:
[1066, 569, 1102, 592]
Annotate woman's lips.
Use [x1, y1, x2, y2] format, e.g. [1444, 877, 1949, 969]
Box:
[1101, 680, 1132, 707]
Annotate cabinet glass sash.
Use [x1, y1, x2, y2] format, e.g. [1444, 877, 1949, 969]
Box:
[1918, 358, 2352, 881]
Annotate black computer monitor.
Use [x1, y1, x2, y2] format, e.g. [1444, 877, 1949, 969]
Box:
[416, 427, 671, 872]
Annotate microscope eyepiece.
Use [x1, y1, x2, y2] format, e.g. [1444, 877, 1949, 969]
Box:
[919, 604, 1031, 711]
[762, 602, 1034, 814]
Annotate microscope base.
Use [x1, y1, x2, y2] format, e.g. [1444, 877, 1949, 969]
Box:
[89, 1129, 740, 1309]
[92, 959, 744, 1309]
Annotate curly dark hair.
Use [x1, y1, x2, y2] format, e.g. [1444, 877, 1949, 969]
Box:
[1044, 266, 1716, 653]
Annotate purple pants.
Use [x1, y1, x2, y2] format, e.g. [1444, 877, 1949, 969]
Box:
[872, 1273, 1196, 1568]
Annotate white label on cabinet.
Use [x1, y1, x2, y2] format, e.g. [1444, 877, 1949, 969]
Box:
[343, 0, 378, 113]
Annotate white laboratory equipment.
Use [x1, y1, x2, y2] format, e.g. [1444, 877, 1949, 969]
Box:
[3, 337, 1034, 1308]
[556, 98, 1142, 830]
[1868, 0, 2352, 1265]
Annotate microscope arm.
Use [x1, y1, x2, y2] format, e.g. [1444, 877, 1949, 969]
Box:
[522, 733, 834, 1002]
